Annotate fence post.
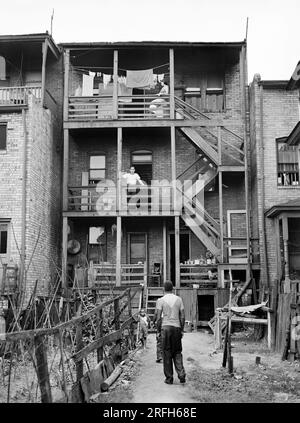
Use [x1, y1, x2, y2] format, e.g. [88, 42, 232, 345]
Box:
[34, 335, 52, 403]
[76, 322, 83, 381]
[96, 309, 104, 362]
[114, 297, 120, 330]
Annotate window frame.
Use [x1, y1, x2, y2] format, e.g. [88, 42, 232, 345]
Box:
[0, 220, 10, 258]
[0, 122, 7, 152]
[276, 140, 300, 187]
[88, 153, 106, 184]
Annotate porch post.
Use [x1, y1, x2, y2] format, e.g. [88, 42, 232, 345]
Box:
[169, 48, 175, 119]
[163, 219, 167, 284]
[62, 216, 68, 290]
[170, 125, 176, 212]
[282, 216, 290, 292]
[117, 127, 122, 211]
[175, 216, 180, 288]
[218, 127, 224, 263]
[116, 216, 122, 287]
[113, 50, 118, 119]
[63, 49, 70, 121]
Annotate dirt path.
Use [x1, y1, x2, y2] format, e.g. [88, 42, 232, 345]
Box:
[131, 333, 198, 403]
[99, 330, 300, 403]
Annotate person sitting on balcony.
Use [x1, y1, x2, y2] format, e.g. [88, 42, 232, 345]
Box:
[121, 166, 146, 207]
[149, 80, 169, 118]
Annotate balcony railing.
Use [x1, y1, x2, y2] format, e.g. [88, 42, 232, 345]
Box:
[68, 95, 170, 120]
[0, 86, 42, 106]
[68, 184, 177, 214]
[88, 262, 147, 286]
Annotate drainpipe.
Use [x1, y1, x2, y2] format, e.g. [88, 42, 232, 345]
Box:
[20, 109, 28, 302]
[258, 81, 269, 290]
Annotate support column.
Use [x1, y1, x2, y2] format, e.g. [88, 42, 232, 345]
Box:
[175, 216, 180, 288]
[282, 216, 290, 292]
[116, 216, 122, 287]
[169, 48, 175, 119]
[63, 49, 70, 122]
[170, 126, 177, 212]
[163, 219, 167, 284]
[218, 126, 224, 263]
[63, 129, 69, 211]
[113, 50, 118, 119]
[62, 216, 68, 290]
[117, 127, 122, 211]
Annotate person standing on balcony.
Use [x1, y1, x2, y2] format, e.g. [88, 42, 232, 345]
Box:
[156, 280, 186, 384]
[121, 166, 146, 206]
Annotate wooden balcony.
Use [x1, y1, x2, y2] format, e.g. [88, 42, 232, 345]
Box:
[67, 184, 179, 216]
[0, 86, 42, 109]
[88, 262, 147, 286]
[180, 264, 218, 288]
[68, 94, 170, 121]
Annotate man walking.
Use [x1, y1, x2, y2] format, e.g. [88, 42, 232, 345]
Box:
[156, 281, 186, 384]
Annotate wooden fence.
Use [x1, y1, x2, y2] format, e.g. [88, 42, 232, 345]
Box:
[0, 288, 139, 403]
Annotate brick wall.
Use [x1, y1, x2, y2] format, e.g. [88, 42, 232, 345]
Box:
[249, 75, 299, 283]
[23, 96, 62, 300]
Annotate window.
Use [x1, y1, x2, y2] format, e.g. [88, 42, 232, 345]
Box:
[129, 233, 147, 264]
[184, 72, 224, 112]
[0, 124, 7, 150]
[89, 155, 106, 183]
[0, 223, 8, 254]
[277, 142, 299, 186]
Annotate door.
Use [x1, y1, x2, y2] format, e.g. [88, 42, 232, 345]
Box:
[169, 233, 190, 284]
[128, 233, 147, 264]
[0, 221, 9, 288]
[131, 150, 152, 185]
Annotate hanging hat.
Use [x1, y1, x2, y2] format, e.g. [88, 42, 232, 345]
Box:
[67, 239, 81, 255]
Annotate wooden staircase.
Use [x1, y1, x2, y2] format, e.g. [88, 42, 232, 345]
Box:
[146, 287, 164, 331]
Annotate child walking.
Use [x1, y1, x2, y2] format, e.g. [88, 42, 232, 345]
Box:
[138, 309, 150, 349]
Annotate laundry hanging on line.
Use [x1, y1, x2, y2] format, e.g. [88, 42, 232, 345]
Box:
[118, 76, 133, 102]
[126, 68, 154, 89]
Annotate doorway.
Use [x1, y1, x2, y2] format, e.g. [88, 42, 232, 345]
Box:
[131, 150, 152, 185]
[169, 233, 190, 284]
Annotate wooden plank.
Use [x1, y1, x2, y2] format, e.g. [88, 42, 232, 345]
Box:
[116, 217, 122, 287]
[65, 119, 225, 129]
[76, 322, 84, 382]
[34, 335, 52, 403]
[113, 50, 118, 119]
[218, 169, 224, 262]
[169, 48, 175, 119]
[63, 49, 70, 121]
[73, 316, 136, 362]
[175, 216, 180, 288]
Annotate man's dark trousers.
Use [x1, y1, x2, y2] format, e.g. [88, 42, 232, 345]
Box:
[161, 325, 186, 383]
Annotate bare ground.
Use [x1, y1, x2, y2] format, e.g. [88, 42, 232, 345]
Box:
[98, 330, 300, 403]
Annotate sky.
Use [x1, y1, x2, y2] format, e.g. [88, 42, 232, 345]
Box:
[1, 0, 299, 82]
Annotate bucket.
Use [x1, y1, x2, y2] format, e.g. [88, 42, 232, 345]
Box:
[184, 321, 192, 332]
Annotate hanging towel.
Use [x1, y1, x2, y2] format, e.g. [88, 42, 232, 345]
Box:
[82, 73, 94, 96]
[118, 77, 133, 102]
[103, 73, 112, 89]
[126, 69, 153, 89]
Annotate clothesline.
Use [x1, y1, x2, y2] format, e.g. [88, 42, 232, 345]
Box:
[73, 62, 170, 73]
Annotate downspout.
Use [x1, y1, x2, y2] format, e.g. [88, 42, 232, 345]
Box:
[21, 109, 28, 302]
[258, 82, 269, 290]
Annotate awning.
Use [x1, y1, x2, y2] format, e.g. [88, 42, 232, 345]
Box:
[266, 198, 300, 218]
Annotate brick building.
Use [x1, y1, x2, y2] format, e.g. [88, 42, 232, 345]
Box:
[60, 41, 252, 324]
[249, 68, 300, 294]
[0, 33, 63, 303]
